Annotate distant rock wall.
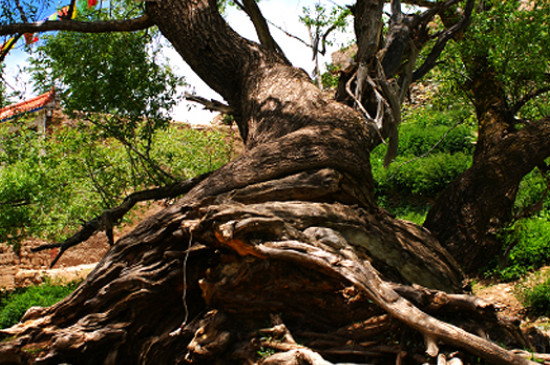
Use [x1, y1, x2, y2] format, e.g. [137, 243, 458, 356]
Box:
[0, 242, 53, 289]
[0, 235, 109, 290]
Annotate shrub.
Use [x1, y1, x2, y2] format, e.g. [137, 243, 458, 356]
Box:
[374, 152, 471, 199]
[397, 123, 475, 156]
[490, 214, 550, 280]
[514, 168, 550, 213]
[519, 273, 550, 316]
[0, 281, 80, 329]
[0, 122, 233, 245]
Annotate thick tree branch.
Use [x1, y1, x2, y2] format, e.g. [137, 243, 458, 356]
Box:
[184, 92, 234, 114]
[31, 172, 211, 267]
[240, 0, 289, 62]
[244, 240, 533, 364]
[412, 0, 474, 81]
[0, 15, 153, 36]
[410, 0, 461, 28]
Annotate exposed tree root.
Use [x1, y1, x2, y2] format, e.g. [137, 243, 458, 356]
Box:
[1, 168, 548, 364]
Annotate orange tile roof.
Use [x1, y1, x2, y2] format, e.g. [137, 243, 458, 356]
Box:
[0, 88, 56, 122]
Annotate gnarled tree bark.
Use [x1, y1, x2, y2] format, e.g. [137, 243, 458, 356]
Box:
[0, 0, 548, 364]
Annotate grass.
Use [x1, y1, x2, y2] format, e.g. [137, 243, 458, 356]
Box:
[518, 271, 550, 316]
[0, 280, 80, 329]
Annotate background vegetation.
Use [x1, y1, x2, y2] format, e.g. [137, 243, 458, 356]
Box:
[0, 120, 233, 246]
[0, 280, 80, 329]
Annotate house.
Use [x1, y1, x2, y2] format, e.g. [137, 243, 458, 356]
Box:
[0, 88, 59, 133]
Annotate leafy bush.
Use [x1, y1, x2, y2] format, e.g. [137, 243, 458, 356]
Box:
[374, 152, 471, 199]
[370, 106, 475, 221]
[519, 273, 550, 316]
[397, 123, 475, 156]
[0, 122, 233, 245]
[0, 281, 80, 329]
[489, 214, 550, 280]
[388, 205, 429, 226]
[514, 168, 550, 213]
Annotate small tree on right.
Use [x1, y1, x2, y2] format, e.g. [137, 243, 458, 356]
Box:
[423, 0, 550, 274]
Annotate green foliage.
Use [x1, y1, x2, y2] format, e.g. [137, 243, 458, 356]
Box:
[375, 151, 470, 198]
[514, 168, 550, 214]
[299, 2, 351, 60]
[519, 273, 550, 316]
[372, 106, 474, 215]
[489, 214, 550, 281]
[436, 0, 550, 120]
[28, 6, 185, 180]
[300, 2, 350, 33]
[483, 166, 550, 280]
[0, 122, 233, 245]
[30, 28, 183, 119]
[320, 62, 341, 89]
[0, 280, 80, 329]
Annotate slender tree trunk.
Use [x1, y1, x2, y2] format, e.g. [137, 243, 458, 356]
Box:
[424, 56, 550, 274]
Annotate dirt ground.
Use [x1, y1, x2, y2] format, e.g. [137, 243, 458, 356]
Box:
[472, 267, 550, 338]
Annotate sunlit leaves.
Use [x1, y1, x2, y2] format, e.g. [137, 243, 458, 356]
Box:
[437, 0, 550, 119]
[0, 122, 233, 246]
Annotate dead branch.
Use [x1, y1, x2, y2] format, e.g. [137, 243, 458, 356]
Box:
[260, 348, 333, 365]
[184, 92, 234, 114]
[31, 172, 210, 267]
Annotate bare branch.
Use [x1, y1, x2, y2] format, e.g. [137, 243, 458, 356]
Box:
[31, 172, 211, 267]
[412, 0, 474, 81]
[184, 92, 234, 114]
[14, 0, 29, 23]
[345, 71, 387, 143]
[0, 15, 153, 37]
[0, 0, 28, 62]
[0, 199, 30, 207]
[266, 19, 313, 50]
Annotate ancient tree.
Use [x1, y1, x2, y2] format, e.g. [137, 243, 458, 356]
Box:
[1, 0, 549, 364]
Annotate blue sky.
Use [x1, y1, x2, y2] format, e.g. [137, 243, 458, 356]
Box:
[2, 0, 353, 123]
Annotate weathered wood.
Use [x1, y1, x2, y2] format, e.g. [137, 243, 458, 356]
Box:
[0, 1, 548, 364]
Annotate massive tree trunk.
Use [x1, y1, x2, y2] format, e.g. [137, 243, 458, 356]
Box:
[0, 1, 547, 364]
